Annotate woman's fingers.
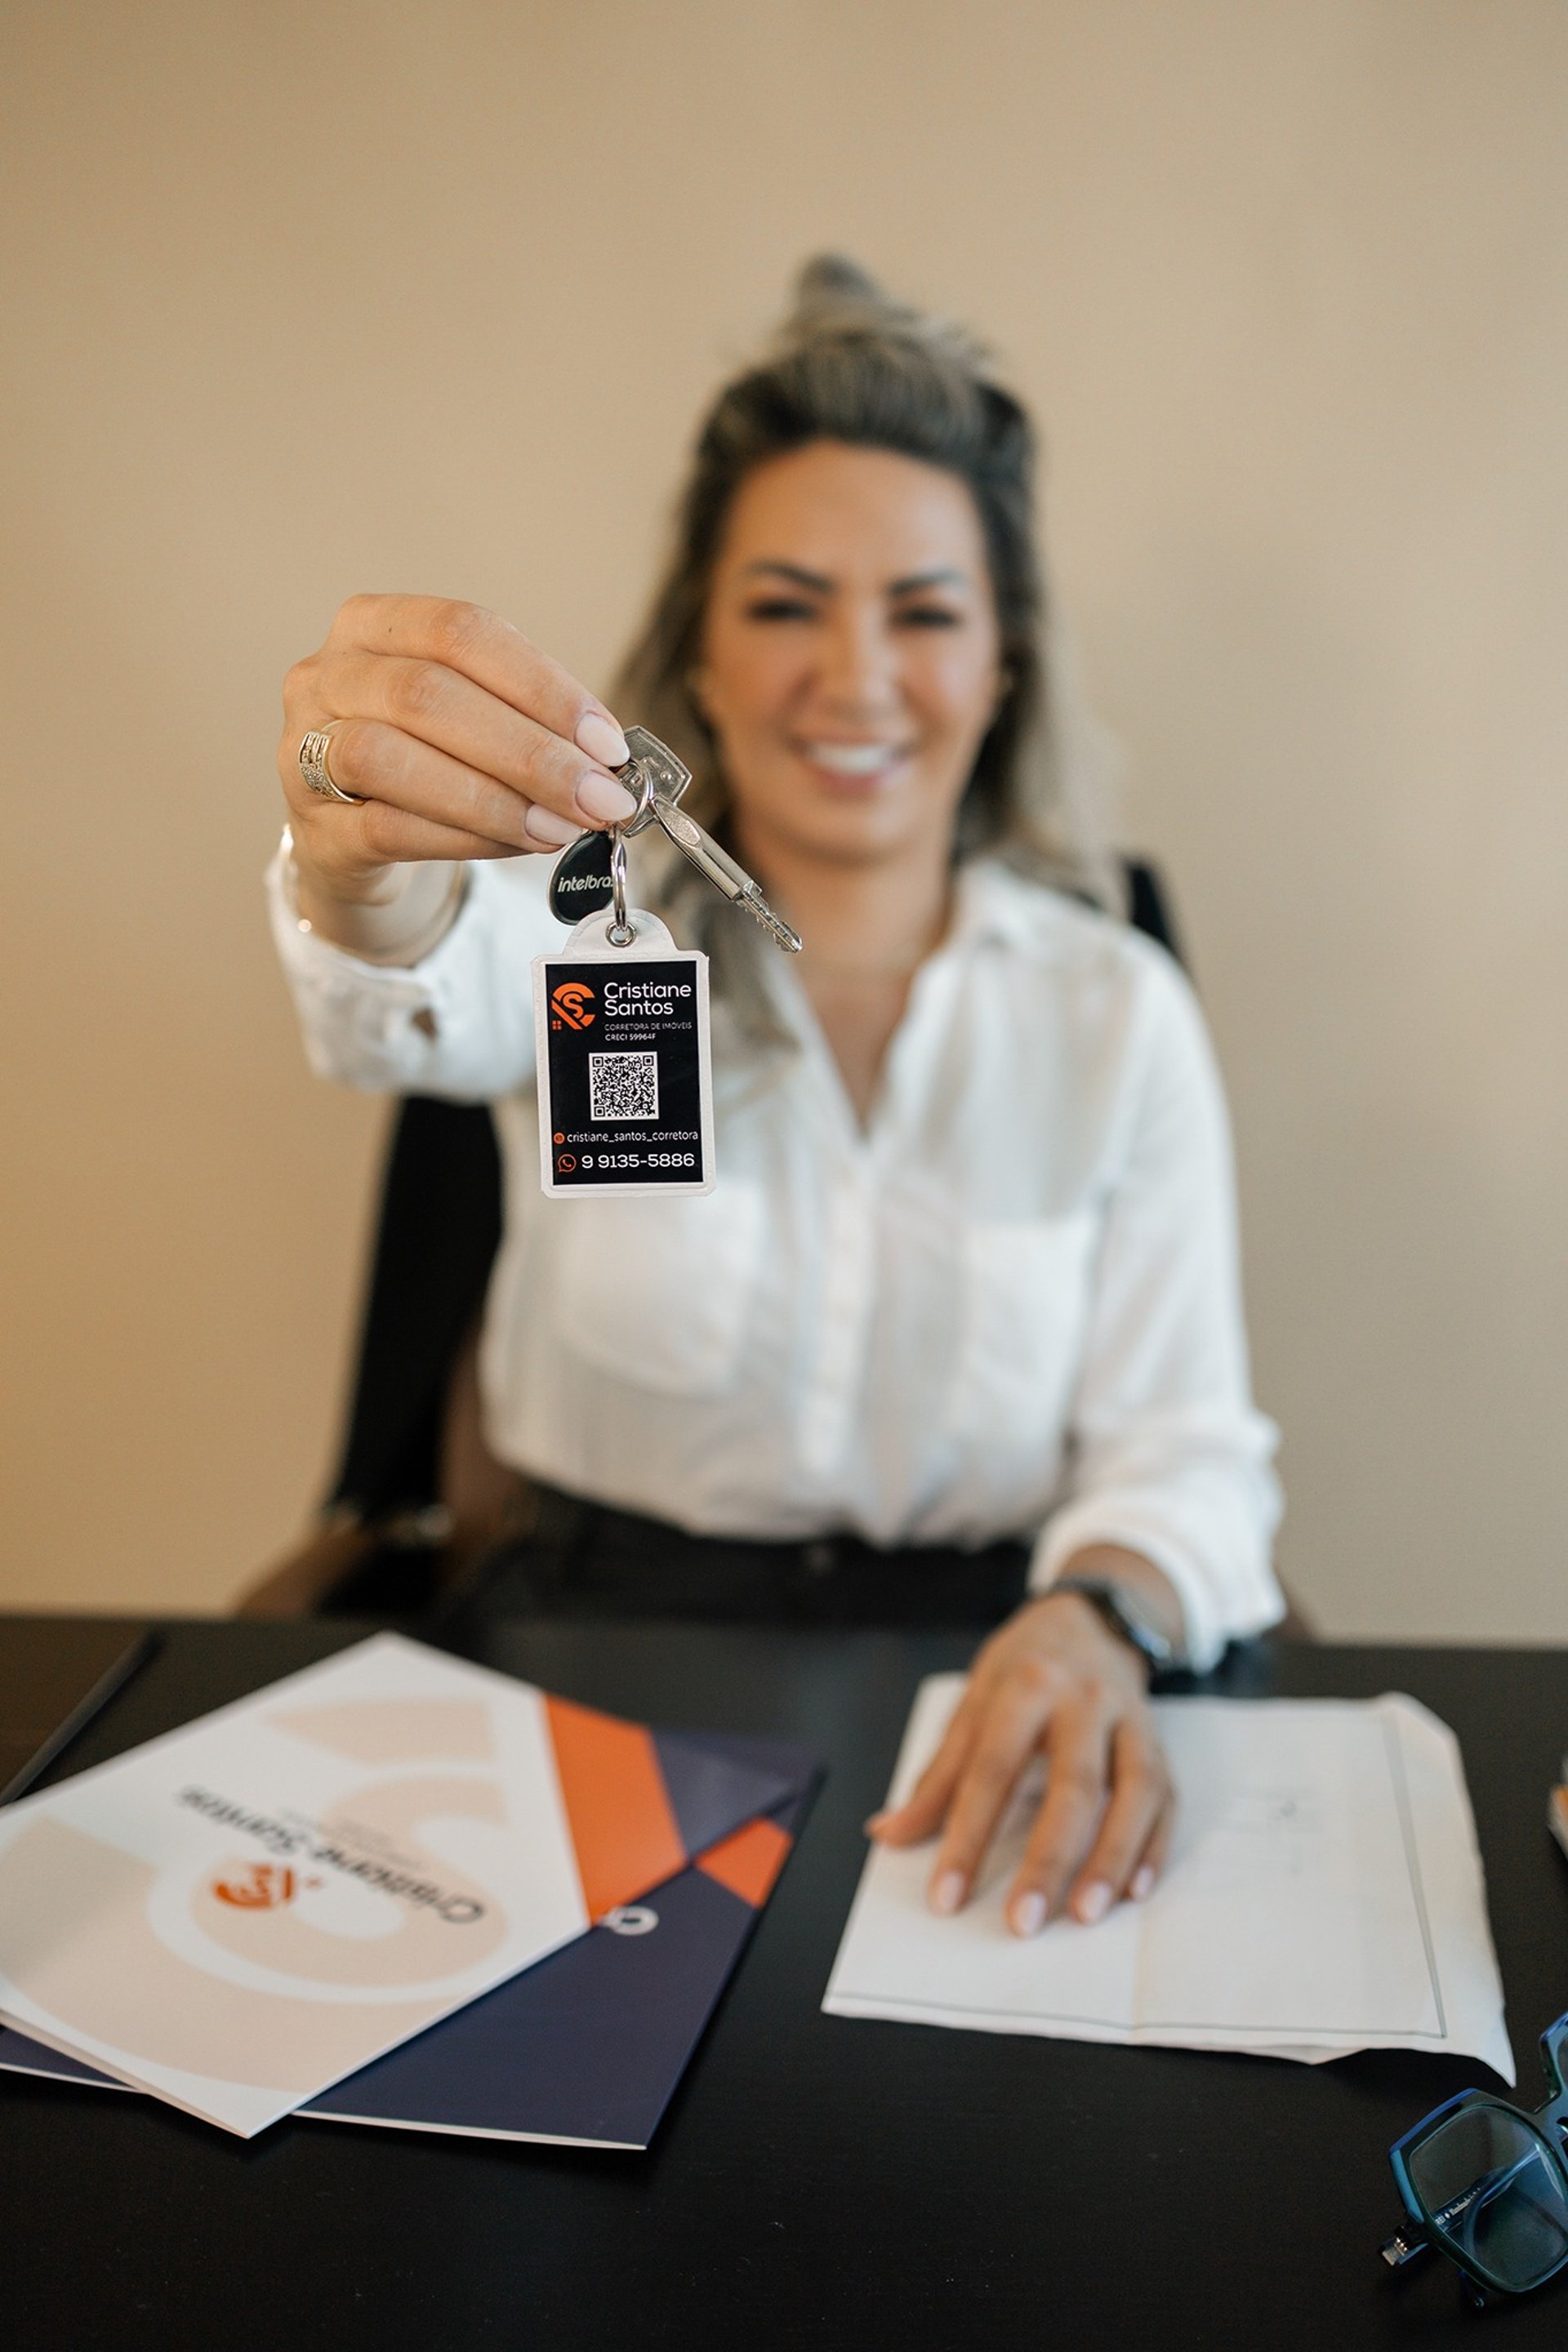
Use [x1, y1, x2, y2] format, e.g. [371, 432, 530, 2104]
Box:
[867, 1695, 982, 1849]
[327, 594, 630, 771]
[925, 1668, 1063, 1915]
[871, 1627, 1018, 1847]
[301, 650, 635, 831]
[296, 720, 583, 853]
[284, 724, 580, 888]
[278, 595, 639, 880]
[863, 1590, 1178, 1938]
[1129, 1797, 1174, 1904]
[878, 1688, 1171, 1937]
[1060, 1718, 1171, 1927]
[1002, 1698, 1114, 1936]
[344, 801, 563, 870]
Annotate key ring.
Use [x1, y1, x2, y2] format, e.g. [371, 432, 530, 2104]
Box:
[607, 827, 634, 947]
[604, 751, 657, 948]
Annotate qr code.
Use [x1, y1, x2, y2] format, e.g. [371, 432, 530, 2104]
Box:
[588, 1051, 660, 1122]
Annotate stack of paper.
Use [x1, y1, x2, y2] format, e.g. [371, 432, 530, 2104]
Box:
[825, 1678, 1512, 2082]
[0, 1634, 815, 2145]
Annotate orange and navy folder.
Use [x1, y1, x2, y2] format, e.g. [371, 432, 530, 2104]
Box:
[0, 1635, 811, 2135]
[0, 1731, 817, 2150]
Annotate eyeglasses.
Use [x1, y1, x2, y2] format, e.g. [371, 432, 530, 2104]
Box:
[1383, 2013, 1568, 2309]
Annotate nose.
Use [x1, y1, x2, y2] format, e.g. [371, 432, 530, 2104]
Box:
[816, 600, 902, 719]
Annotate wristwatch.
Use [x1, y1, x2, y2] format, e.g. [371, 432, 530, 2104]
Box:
[1050, 1578, 1186, 1678]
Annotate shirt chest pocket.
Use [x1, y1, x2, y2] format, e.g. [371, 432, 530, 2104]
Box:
[554, 1183, 766, 1397]
[943, 1211, 1099, 1454]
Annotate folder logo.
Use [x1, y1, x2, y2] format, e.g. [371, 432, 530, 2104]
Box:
[212, 1862, 299, 1910]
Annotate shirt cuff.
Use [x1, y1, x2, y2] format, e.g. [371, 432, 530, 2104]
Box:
[265, 838, 482, 1087]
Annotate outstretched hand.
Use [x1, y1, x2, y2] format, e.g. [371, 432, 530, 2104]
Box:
[279, 594, 637, 900]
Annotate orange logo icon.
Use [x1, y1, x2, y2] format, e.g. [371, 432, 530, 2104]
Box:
[550, 981, 596, 1030]
[212, 1862, 298, 1909]
[556, 1153, 577, 1174]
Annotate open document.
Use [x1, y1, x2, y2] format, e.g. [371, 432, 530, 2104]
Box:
[825, 1681, 1512, 2082]
[0, 1633, 797, 2136]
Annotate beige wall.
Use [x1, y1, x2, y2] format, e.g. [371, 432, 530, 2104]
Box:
[2, 1, 1565, 1635]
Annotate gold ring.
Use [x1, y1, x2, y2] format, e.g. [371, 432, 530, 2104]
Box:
[297, 727, 365, 805]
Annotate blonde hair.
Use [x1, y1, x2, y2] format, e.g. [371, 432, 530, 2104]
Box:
[614, 256, 1120, 1015]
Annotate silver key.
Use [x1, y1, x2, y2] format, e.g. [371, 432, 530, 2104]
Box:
[612, 726, 802, 954]
[650, 802, 803, 953]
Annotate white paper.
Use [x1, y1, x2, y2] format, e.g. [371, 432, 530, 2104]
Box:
[824, 1681, 1513, 2083]
[0, 1634, 599, 2135]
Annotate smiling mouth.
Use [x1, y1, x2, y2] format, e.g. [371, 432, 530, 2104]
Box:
[798, 741, 911, 778]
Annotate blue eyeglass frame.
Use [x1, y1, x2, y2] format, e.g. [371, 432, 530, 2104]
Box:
[1383, 2012, 1568, 2307]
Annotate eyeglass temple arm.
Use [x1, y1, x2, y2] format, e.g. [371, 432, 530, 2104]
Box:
[1539, 2011, 1568, 2097]
[1383, 2226, 1490, 2308]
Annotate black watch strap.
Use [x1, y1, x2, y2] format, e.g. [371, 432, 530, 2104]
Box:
[1050, 1577, 1185, 1677]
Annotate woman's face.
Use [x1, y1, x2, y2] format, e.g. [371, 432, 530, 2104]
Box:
[696, 440, 1004, 870]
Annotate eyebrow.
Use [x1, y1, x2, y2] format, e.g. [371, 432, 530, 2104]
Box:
[740, 561, 973, 595]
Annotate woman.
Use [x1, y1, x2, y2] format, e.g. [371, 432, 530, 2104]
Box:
[269, 259, 1283, 1939]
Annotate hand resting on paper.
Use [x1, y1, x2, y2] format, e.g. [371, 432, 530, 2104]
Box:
[867, 1547, 1178, 1937]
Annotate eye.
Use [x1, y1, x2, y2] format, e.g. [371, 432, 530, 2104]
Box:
[893, 605, 964, 630]
[742, 596, 819, 622]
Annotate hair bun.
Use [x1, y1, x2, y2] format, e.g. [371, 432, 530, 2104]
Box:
[777, 252, 991, 377]
[791, 253, 892, 318]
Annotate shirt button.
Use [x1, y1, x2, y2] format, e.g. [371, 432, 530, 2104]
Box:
[803, 1540, 836, 1578]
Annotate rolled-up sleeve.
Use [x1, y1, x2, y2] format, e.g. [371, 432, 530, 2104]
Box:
[265, 844, 547, 1101]
[1029, 950, 1284, 1671]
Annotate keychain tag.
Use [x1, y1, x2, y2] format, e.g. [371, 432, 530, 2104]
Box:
[532, 906, 714, 1199]
[546, 826, 613, 923]
[531, 726, 796, 1201]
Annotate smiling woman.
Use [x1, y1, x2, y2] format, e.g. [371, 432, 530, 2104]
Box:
[261, 257, 1284, 1944]
[688, 441, 1008, 1116]
[620, 258, 1110, 883]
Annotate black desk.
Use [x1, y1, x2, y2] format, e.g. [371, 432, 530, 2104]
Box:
[3, 1617, 1567, 2350]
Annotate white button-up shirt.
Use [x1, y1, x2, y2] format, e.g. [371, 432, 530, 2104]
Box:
[268, 846, 1283, 1668]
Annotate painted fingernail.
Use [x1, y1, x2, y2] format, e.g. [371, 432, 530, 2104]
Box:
[576, 772, 639, 824]
[1010, 1891, 1046, 1938]
[930, 1870, 965, 1916]
[523, 804, 580, 847]
[1130, 1865, 1156, 1902]
[576, 711, 630, 769]
[1075, 1880, 1112, 1925]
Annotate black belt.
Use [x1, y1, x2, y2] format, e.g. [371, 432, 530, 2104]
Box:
[454, 1483, 1031, 1631]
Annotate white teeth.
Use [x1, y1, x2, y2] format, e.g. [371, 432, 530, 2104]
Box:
[804, 742, 899, 776]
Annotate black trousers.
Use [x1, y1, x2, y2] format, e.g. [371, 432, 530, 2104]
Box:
[451, 1484, 1031, 1633]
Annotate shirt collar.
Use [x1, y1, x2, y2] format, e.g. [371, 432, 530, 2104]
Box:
[754, 856, 1059, 1049]
[940, 856, 1055, 955]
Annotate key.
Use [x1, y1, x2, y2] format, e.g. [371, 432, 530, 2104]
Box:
[612, 727, 802, 953]
[650, 802, 802, 953]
